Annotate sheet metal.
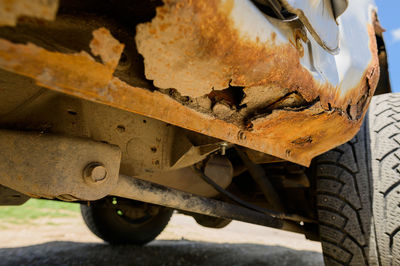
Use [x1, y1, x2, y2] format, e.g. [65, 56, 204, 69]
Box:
[280, 0, 340, 53]
[0, 0, 380, 166]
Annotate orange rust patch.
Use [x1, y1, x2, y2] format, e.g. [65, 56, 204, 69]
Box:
[136, 0, 322, 98]
[0, 0, 59, 26]
[0, 30, 374, 165]
[0, 39, 113, 93]
[135, 0, 378, 114]
[0, 3, 380, 166]
[89, 28, 125, 71]
[133, 0, 380, 165]
[0, 30, 373, 167]
[250, 102, 363, 164]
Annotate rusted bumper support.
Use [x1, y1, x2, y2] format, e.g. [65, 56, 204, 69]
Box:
[112, 175, 305, 234]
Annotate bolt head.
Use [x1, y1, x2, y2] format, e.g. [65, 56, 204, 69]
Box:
[84, 163, 107, 183]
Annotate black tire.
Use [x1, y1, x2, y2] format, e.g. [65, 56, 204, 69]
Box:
[312, 93, 400, 265]
[81, 197, 173, 245]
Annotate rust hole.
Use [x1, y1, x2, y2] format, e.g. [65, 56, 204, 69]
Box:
[67, 110, 77, 116]
[117, 52, 131, 70]
[116, 125, 126, 133]
[120, 53, 128, 64]
[150, 147, 157, 153]
[208, 84, 245, 110]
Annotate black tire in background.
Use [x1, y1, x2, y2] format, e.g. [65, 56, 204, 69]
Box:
[312, 93, 400, 265]
[81, 197, 173, 245]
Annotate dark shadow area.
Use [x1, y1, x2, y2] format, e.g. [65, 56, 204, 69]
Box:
[0, 240, 323, 266]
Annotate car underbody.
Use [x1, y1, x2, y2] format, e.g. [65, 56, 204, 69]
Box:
[0, 0, 397, 265]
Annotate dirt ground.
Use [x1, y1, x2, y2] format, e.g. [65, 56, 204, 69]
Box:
[0, 213, 324, 265]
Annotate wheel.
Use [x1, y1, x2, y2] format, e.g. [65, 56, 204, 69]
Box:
[311, 93, 400, 265]
[80, 196, 173, 245]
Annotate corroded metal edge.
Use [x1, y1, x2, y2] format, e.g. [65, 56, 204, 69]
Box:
[0, 1, 380, 166]
[134, 0, 380, 165]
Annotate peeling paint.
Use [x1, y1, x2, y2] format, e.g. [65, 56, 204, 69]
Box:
[135, 0, 379, 114]
[132, 0, 379, 165]
[0, 32, 375, 166]
[0, 0, 381, 166]
[90, 28, 125, 71]
[136, 0, 319, 99]
[0, 27, 123, 98]
[0, 39, 113, 92]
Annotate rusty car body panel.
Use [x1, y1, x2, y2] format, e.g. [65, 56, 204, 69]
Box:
[0, 0, 380, 166]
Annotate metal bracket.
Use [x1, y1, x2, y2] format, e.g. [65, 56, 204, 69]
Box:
[0, 130, 121, 201]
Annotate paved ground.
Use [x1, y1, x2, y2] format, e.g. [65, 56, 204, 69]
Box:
[0, 213, 324, 266]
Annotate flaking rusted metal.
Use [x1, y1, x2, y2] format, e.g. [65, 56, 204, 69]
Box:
[133, 0, 379, 164]
[0, 27, 122, 99]
[90, 28, 125, 71]
[136, 0, 379, 112]
[0, 0, 380, 166]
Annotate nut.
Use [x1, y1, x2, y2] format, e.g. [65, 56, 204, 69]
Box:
[84, 163, 107, 183]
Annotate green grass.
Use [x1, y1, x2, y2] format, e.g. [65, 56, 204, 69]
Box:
[0, 199, 80, 225]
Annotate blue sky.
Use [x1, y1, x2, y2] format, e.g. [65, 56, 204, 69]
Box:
[376, 0, 400, 92]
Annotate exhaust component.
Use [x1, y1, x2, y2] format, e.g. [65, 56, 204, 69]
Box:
[195, 165, 314, 223]
[112, 175, 305, 234]
[0, 129, 310, 232]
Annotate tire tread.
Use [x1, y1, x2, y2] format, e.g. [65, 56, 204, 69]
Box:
[314, 93, 400, 265]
